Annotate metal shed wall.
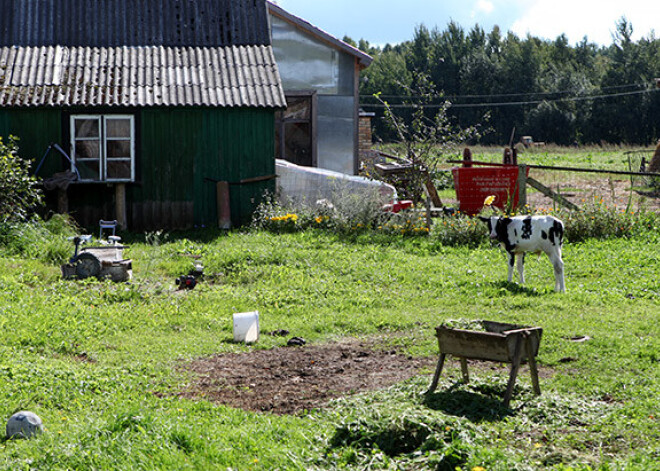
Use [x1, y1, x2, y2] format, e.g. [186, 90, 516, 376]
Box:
[270, 15, 358, 175]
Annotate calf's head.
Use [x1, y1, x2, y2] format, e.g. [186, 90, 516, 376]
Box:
[478, 216, 509, 241]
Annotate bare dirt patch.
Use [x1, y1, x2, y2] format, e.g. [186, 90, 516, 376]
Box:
[176, 338, 436, 415]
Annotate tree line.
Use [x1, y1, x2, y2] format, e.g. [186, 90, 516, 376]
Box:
[347, 19, 660, 146]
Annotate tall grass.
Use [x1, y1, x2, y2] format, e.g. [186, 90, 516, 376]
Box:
[252, 194, 659, 247]
[0, 214, 78, 263]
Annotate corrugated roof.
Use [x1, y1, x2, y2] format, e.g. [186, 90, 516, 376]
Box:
[0, 0, 271, 48]
[0, 45, 286, 108]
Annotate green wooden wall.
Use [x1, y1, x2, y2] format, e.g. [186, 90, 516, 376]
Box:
[137, 107, 276, 228]
[0, 107, 276, 229]
[0, 109, 63, 177]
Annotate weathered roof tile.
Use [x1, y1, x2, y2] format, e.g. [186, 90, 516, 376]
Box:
[0, 45, 286, 108]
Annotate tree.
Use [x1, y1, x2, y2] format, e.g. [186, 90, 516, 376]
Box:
[373, 73, 483, 222]
[0, 135, 43, 223]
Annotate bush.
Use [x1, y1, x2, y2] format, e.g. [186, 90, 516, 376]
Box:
[0, 214, 79, 263]
[557, 200, 659, 243]
[252, 187, 430, 236]
[0, 135, 43, 222]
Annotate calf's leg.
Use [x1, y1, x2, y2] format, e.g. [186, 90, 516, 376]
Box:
[507, 252, 515, 282]
[516, 253, 525, 284]
[547, 251, 565, 292]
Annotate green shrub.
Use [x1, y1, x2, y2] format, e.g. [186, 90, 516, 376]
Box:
[0, 135, 43, 222]
[432, 213, 487, 247]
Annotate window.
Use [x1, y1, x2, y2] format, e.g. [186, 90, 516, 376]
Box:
[71, 115, 135, 182]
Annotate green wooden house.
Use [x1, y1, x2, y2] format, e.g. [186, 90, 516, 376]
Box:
[0, 0, 286, 229]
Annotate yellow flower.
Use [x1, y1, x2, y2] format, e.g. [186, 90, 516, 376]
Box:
[315, 216, 323, 223]
[472, 467, 487, 471]
[484, 195, 495, 206]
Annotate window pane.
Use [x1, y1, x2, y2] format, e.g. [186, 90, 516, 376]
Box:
[75, 140, 100, 159]
[107, 160, 131, 180]
[107, 140, 130, 158]
[77, 160, 100, 180]
[106, 119, 131, 138]
[74, 119, 99, 138]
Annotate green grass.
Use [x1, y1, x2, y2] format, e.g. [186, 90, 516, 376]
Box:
[0, 223, 658, 469]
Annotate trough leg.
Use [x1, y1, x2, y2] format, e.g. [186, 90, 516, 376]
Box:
[427, 353, 446, 394]
[526, 335, 541, 396]
[460, 357, 470, 383]
[503, 334, 524, 407]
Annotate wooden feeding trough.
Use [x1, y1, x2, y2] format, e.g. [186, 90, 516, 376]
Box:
[427, 321, 542, 407]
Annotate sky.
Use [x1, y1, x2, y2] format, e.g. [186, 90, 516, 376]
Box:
[272, 0, 657, 48]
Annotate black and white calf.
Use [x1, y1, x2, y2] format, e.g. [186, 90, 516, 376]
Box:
[479, 215, 566, 292]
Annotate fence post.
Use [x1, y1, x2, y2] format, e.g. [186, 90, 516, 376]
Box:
[517, 164, 527, 210]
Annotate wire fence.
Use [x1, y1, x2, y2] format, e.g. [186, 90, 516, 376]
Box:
[362, 146, 660, 214]
[517, 151, 660, 214]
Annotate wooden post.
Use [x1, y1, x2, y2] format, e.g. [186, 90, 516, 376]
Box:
[217, 181, 231, 229]
[57, 189, 68, 214]
[421, 169, 443, 208]
[115, 183, 127, 230]
[517, 164, 527, 210]
[526, 177, 580, 211]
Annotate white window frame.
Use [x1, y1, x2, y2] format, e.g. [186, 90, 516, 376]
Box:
[70, 114, 135, 182]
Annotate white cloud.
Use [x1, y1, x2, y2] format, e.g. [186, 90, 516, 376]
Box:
[474, 0, 495, 16]
[511, 0, 656, 45]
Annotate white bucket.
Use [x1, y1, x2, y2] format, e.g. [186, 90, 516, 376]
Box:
[233, 311, 259, 343]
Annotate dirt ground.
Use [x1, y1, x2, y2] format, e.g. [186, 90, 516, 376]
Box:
[525, 176, 660, 212]
[177, 337, 437, 415]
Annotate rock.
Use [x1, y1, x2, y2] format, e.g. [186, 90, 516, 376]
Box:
[287, 337, 306, 347]
[6, 411, 43, 439]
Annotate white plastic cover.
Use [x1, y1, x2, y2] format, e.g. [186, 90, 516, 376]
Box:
[275, 159, 397, 206]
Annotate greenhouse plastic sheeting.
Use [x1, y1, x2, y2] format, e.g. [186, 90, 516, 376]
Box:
[276, 159, 397, 206]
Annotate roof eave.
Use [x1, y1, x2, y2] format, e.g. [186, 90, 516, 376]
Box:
[266, 1, 373, 68]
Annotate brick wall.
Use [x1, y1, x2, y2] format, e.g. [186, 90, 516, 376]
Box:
[358, 113, 373, 152]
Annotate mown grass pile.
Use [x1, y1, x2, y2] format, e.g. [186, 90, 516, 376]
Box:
[0, 206, 658, 470]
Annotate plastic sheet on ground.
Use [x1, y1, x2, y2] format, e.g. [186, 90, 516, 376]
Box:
[275, 159, 397, 206]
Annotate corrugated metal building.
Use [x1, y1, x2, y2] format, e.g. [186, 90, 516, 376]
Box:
[0, 0, 286, 229]
[267, 2, 372, 176]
